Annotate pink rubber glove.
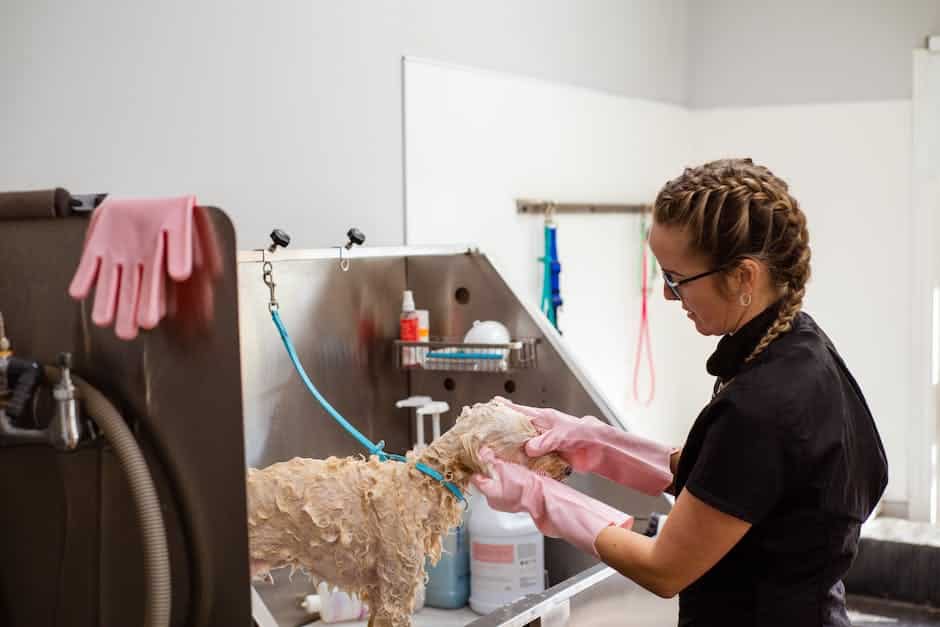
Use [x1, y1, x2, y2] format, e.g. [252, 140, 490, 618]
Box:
[165, 205, 222, 334]
[496, 397, 676, 495]
[68, 196, 213, 340]
[471, 447, 633, 558]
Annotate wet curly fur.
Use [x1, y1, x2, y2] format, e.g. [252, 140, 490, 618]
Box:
[246, 400, 570, 627]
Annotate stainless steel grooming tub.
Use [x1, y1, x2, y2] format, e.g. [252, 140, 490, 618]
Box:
[239, 245, 674, 626]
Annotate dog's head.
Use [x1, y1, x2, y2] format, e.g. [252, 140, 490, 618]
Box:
[419, 399, 571, 484]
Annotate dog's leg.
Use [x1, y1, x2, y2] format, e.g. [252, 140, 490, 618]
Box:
[367, 607, 394, 627]
[365, 585, 383, 627]
[366, 548, 424, 627]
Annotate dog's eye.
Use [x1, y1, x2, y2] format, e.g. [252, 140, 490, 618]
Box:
[563, 466, 573, 477]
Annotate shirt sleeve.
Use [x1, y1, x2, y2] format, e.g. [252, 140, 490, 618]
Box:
[683, 398, 790, 524]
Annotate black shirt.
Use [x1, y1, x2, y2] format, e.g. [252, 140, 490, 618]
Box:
[674, 304, 888, 627]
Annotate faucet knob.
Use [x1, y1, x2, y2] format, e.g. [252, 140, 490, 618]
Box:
[345, 227, 366, 249]
[268, 229, 291, 252]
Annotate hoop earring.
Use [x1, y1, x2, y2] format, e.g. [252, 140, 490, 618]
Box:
[740, 293, 752, 307]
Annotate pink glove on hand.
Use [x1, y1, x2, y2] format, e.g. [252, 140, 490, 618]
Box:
[68, 196, 221, 340]
[496, 397, 676, 495]
[471, 447, 633, 558]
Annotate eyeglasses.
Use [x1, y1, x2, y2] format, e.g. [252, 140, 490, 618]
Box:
[662, 267, 725, 299]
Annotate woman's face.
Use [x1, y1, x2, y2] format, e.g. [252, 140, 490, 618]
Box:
[648, 222, 740, 336]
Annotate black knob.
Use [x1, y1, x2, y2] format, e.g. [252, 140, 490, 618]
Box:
[6, 358, 42, 420]
[268, 229, 291, 252]
[345, 228, 366, 248]
[57, 352, 72, 370]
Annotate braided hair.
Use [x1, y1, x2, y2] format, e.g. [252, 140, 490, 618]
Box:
[653, 158, 811, 362]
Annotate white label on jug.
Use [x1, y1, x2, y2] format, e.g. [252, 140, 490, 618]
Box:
[471, 541, 542, 597]
[515, 542, 540, 590]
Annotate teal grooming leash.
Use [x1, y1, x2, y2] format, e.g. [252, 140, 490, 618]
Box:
[263, 260, 465, 504]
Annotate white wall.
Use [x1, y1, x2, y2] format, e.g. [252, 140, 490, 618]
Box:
[405, 59, 714, 448]
[688, 0, 940, 107]
[692, 101, 914, 503]
[0, 0, 688, 249]
[911, 49, 940, 523]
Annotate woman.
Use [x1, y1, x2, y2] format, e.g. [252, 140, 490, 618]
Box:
[473, 158, 888, 626]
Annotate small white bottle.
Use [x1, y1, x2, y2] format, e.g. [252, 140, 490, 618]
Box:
[468, 492, 545, 615]
[301, 583, 368, 622]
[301, 582, 425, 622]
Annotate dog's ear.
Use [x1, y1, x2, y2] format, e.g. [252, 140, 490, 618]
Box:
[455, 406, 473, 423]
[458, 432, 485, 471]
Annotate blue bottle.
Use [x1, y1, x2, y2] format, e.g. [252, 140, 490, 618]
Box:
[425, 522, 470, 609]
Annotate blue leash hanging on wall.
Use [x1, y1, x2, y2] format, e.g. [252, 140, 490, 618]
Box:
[540, 206, 563, 331]
[261, 249, 465, 504]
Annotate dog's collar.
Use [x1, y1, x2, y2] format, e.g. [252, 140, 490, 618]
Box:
[414, 460, 466, 504]
[376, 447, 466, 504]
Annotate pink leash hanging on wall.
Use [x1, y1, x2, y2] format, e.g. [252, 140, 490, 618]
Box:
[633, 211, 656, 405]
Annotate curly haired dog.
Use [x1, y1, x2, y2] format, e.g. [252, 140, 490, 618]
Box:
[247, 400, 570, 626]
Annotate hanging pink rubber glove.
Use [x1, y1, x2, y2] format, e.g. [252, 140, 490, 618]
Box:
[165, 205, 223, 334]
[495, 397, 676, 496]
[68, 195, 197, 340]
[471, 447, 633, 558]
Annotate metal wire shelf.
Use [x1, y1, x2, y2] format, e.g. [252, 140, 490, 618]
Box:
[394, 338, 538, 373]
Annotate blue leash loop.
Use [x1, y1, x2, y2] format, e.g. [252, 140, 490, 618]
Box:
[539, 211, 562, 331]
[268, 307, 466, 504]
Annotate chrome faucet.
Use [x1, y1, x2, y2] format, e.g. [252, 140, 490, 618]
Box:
[51, 353, 81, 451]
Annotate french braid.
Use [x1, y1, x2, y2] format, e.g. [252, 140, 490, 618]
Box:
[653, 158, 812, 362]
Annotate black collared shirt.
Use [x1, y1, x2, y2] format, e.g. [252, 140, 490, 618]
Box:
[674, 305, 888, 627]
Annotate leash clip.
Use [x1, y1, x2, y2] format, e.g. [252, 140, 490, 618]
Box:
[262, 260, 278, 312]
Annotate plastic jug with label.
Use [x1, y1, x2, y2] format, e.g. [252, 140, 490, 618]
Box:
[468, 491, 545, 615]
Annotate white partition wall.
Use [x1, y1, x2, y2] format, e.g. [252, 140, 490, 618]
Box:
[404, 57, 712, 447]
[911, 47, 940, 522]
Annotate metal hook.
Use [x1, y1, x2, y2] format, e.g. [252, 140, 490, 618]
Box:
[260, 229, 291, 311]
[337, 227, 365, 272]
[262, 260, 278, 311]
[544, 202, 557, 226]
